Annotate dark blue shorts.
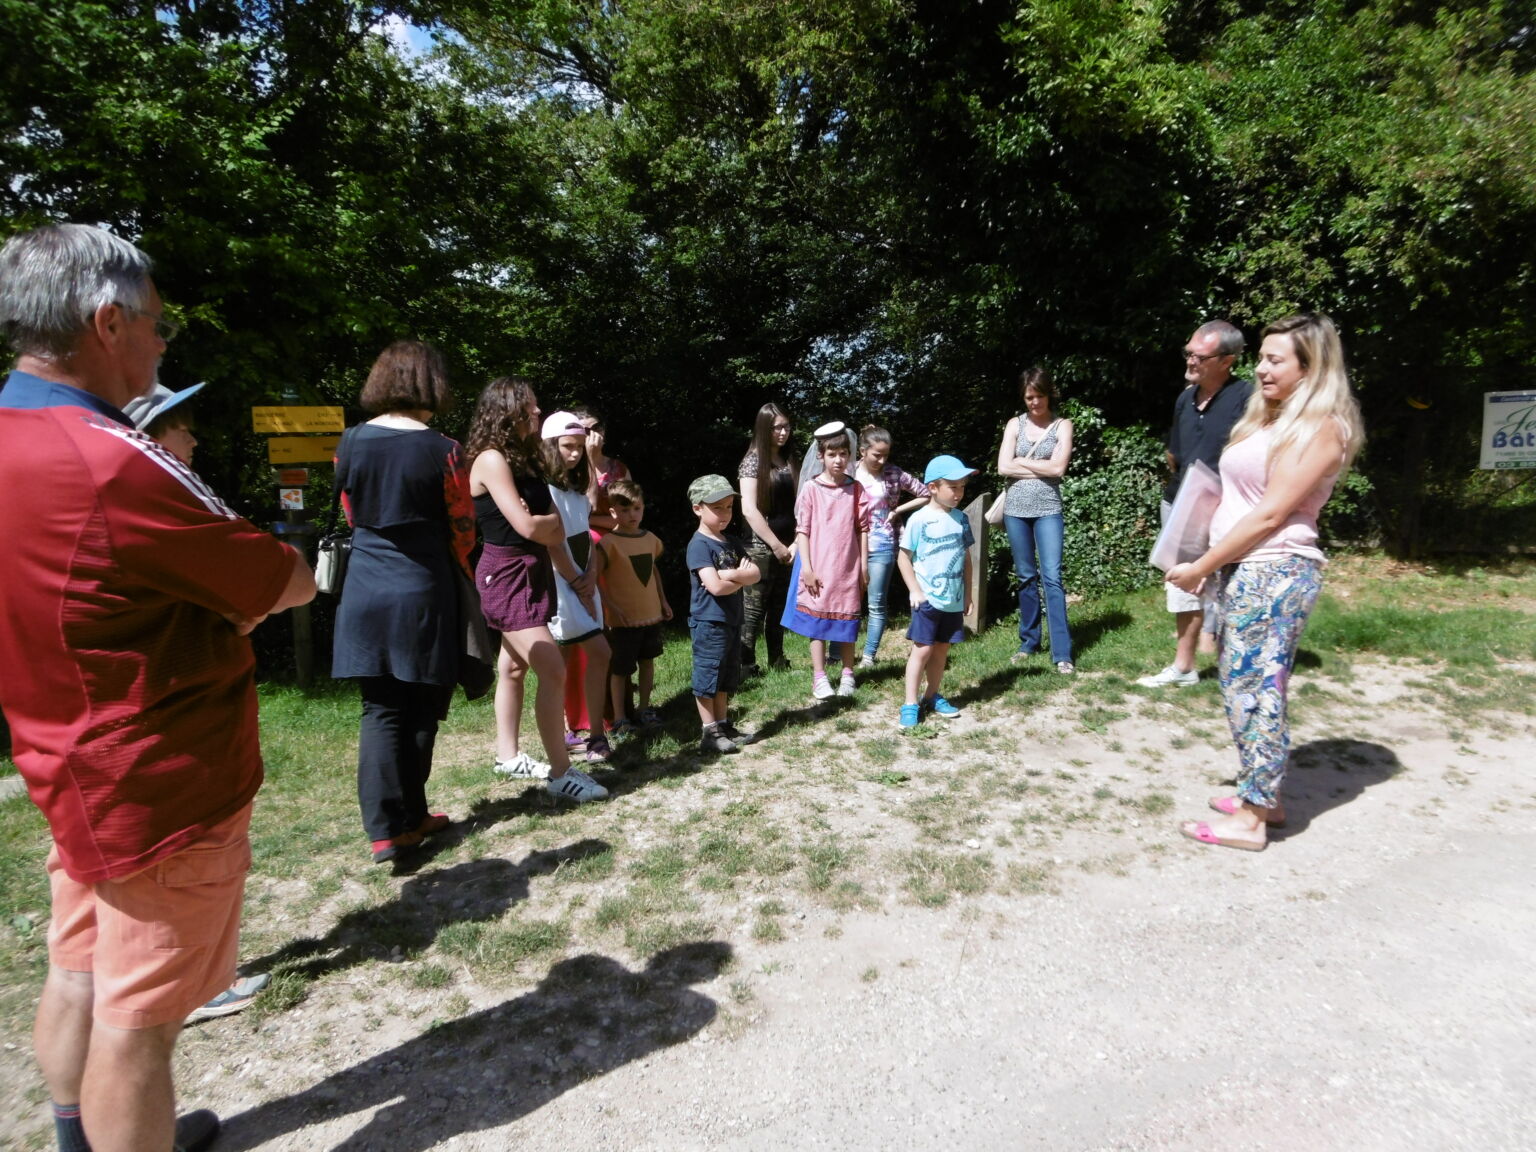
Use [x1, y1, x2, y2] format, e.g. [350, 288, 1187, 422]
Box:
[690, 620, 741, 698]
[907, 602, 965, 646]
[608, 623, 664, 677]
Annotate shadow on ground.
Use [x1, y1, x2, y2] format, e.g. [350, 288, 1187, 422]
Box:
[1265, 739, 1404, 840]
[238, 842, 609, 981]
[219, 941, 731, 1151]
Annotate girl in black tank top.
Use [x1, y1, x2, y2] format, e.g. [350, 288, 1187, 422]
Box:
[464, 377, 609, 805]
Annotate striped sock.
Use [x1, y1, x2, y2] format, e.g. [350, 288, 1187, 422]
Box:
[52, 1102, 90, 1152]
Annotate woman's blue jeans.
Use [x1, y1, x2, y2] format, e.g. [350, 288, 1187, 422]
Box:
[1004, 513, 1072, 661]
[863, 546, 897, 658]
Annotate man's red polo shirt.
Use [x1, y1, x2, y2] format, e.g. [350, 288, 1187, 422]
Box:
[0, 376, 293, 883]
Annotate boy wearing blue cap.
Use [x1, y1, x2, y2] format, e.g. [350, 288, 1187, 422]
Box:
[122, 380, 205, 466]
[896, 455, 977, 728]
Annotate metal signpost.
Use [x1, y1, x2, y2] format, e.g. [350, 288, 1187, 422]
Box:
[253, 405, 346, 686]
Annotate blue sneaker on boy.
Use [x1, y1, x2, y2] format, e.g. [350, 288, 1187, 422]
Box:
[924, 695, 961, 719]
[899, 703, 921, 729]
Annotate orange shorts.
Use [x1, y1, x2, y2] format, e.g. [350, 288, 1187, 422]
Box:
[47, 803, 253, 1030]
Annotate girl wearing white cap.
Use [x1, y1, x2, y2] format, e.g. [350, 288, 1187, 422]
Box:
[782, 422, 871, 699]
[542, 410, 615, 763]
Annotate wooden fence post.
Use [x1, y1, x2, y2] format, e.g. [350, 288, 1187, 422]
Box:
[963, 493, 991, 635]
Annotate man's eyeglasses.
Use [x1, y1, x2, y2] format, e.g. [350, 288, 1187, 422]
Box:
[115, 300, 182, 344]
[1182, 349, 1224, 364]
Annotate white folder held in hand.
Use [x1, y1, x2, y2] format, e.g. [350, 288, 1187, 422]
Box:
[1149, 460, 1222, 573]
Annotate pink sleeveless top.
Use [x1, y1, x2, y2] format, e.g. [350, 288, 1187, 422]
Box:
[1209, 426, 1339, 564]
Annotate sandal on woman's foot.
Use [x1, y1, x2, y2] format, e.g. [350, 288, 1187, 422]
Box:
[1208, 796, 1286, 828]
[1179, 820, 1266, 852]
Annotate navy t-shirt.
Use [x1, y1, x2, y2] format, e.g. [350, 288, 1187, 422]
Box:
[1165, 377, 1253, 503]
[687, 530, 747, 627]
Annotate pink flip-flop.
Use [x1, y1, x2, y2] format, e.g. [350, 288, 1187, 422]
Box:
[1180, 820, 1267, 852]
[1209, 796, 1286, 828]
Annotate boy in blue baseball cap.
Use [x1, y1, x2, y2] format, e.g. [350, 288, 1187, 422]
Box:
[895, 455, 978, 728]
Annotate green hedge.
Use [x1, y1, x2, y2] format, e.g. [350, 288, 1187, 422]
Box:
[1059, 402, 1166, 597]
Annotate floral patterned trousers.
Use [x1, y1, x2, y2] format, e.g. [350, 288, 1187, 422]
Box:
[1219, 555, 1324, 809]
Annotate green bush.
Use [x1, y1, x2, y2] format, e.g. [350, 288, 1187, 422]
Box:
[1059, 402, 1165, 596]
[1318, 467, 1380, 547]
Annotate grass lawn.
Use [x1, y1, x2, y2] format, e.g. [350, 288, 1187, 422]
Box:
[2, 551, 1534, 1123]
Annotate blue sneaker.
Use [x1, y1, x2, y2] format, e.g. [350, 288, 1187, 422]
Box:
[925, 695, 961, 719]
[899, 704, 921, 728]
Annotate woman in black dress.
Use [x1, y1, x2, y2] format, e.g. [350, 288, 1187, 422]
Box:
[332, 342, 477, 863]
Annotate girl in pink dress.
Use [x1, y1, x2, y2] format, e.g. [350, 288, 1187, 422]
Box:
[782, 422, 871, 699]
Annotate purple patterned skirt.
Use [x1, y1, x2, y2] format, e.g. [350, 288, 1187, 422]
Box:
[476, 542, 556, 633]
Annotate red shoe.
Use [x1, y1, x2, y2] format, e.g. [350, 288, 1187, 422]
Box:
[415, 813, 451, 837]
[370, 829, 424, 864]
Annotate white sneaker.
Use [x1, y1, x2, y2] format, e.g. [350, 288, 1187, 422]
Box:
[546, 767, 608, 803]
[837, 671, 856, 697]
[1135, 665, 1198, 688]
[856, 654, 876, 670]
[494, 751, 551, 779]
[812, 676, 836, 700]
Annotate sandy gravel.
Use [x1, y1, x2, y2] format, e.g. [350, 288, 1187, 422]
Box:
[7, 658, 1534, 1151]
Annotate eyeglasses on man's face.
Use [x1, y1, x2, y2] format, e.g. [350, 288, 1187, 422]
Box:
[1182, 349, 1226, 364]
[115, 300, 181, 344]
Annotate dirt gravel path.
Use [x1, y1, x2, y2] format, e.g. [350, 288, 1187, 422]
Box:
[165, 663, 1536, 1152]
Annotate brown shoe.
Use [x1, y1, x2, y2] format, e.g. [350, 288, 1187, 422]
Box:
[370, 829, 424, 863]
[414, 813, 451, 838]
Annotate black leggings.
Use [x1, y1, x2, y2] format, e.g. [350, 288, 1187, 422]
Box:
[740, 539, 790, 668]
[357, 676, 453, 841]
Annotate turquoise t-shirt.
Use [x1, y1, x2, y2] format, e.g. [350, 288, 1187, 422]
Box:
[901, 503, 973, 612]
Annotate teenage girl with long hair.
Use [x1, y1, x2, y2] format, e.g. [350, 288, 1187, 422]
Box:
[1168, 313, 1364, 851]
[737, 403, 798, 675]
[465, 378, 608, 803]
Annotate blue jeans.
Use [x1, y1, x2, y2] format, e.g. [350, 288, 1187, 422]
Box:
[1004, 513, 1072, 662]
[863, 546, 897, 657]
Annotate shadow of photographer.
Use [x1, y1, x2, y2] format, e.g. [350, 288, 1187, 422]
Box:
[219, 941, 732, 1151]
[241, 841, 610, 981]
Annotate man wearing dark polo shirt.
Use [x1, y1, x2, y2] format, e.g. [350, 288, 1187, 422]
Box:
[0, 224, 315, 1152]
[1138, 320, 1252, 689]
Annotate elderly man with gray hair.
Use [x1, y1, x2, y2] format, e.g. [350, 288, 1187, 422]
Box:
[1137, 319, 1252, 688]
[0, 224, 315, 1152]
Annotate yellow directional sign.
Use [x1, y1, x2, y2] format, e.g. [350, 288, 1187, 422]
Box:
[251, 406, 345, 434]
[267, 435, 342, 464]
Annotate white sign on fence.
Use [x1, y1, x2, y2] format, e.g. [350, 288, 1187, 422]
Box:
[1479, 391, 1536, 470]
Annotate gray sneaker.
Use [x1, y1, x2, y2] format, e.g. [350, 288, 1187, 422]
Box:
[494, 751, 552, 779]
[188, 973, 270, 1022]
[1136, 665, 1197, 688]
[700, 726, 740, 754]
[546, 767, 608, 803]
[720, 720, 757, 746]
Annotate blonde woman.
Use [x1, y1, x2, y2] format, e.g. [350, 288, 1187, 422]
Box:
[1167, 313, 1364, 851]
